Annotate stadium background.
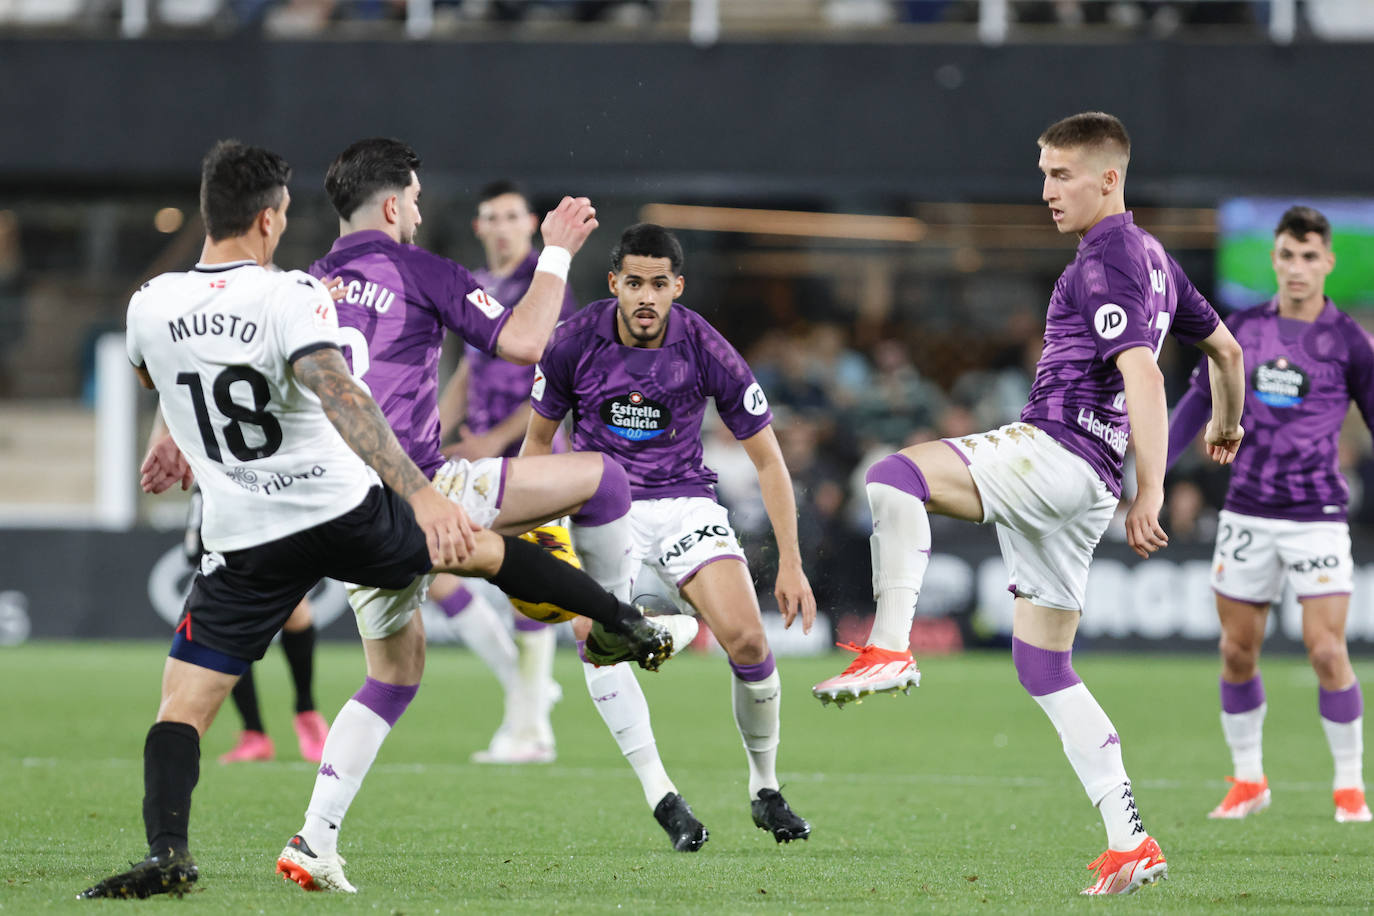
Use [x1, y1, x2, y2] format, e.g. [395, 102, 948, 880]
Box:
[2, 0, 1374, 659]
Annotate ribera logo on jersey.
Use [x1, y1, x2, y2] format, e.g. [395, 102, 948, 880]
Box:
[1252, 357, 1310, 408]
[600, 391, 672, 441]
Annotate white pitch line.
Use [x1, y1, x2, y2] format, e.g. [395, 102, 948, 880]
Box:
[12, 756, 1340, 793]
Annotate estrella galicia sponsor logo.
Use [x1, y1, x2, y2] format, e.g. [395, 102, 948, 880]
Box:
[600, 391, 671, 441]
[1252, 357, 1309, 408]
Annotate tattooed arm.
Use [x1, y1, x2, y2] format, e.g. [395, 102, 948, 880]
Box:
[292, 346, 475, 563]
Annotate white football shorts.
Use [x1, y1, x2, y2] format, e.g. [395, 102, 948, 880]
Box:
[943, 422, 1117, 613]
[628, 496, 746, 613]
[348, 456, 506, 640]
[1210, 509, 1353, 604]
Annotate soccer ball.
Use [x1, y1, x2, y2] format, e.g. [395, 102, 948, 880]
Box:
[508, 525, 582, 624]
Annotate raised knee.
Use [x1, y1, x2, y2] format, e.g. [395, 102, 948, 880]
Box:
[865, 453, 929, 502]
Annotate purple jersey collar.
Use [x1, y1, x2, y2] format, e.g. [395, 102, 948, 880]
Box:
[327, 228, 397, 256]
[1263, 295, 1337, 323]
[1077, 210, 1133, 251]
[591, 297, 688, 347]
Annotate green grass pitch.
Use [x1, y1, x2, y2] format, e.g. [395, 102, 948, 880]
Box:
[2, 642, 1371, 913]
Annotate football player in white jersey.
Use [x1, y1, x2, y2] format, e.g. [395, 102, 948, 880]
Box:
[80, 141, 680, 900]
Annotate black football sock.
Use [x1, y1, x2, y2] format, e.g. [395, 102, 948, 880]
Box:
[229, 667, 264, 733]
[489, 535, 640, 634]
[280, 624, 317, 713]
[143, 721, 200, 858]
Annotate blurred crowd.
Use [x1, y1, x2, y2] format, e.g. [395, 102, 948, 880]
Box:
[701, 315, 1374, 612]
[4, 0, 1371, 40]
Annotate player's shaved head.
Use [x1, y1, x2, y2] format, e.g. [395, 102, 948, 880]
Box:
[199, 140, 291, 241]
[1038, 112, 1131, 173]
[325, 138, 421, 221]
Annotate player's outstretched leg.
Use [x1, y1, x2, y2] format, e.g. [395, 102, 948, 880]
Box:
[581, 655, 707, 851]
[813, 455, 927, 706]
[1210, 675, 1270, 819]
[1320, 682, 1370, 822]
[491, 533, 694, 672]
[1013, 637, 1167, 894]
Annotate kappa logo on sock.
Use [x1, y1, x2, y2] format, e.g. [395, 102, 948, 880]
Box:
[1121, 785, 1145, 835]
[318, 763, 340, 779]
[1100, 733, 1120, 748]
[754, 690, 780, 704]
[592, 691, 620, 703]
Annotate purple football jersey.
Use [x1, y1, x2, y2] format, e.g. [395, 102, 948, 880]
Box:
[1021, 212, 1220, 495]
[466, 250, 580, 458]
[1186, 298, 1374, 521]
[532, 299, 772, 500]
[310, 230, 510, 477]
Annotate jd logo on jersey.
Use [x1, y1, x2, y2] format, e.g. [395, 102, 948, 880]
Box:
[1252, 357, 1310, 408]
[1094, 303, 1128, 340]
[601, 391, 671, 441]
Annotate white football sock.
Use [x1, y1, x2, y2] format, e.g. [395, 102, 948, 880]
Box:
[513, 626, 558, 745]
[731, 670, 781, 798]
[583, 661, 675, 807]
[1097, 781, 1147, 852]
[1221, 704, 1267, 782]
[570, 516, 634, 602]
[866, 481, 931, 651]
[298, 699, 392, 856]
[1322, 716, 1365, 792]
[448, 591, 520, 694]
[1030, 682, 1140, 849]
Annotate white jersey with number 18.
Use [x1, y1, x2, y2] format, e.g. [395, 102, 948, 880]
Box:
[126, 260, 378, 552]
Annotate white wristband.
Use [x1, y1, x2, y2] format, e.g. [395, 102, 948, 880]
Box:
[535, 246, 572, 282]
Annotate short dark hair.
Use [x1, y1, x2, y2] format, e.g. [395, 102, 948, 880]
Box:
[199, 140, 291, 242]
[1274, 205, 1332, 246]
[324, 137, 421, 221]
[611, 223, 684, 275]
[1038, 112, 1131, 166]
[477, 179, 530, 210]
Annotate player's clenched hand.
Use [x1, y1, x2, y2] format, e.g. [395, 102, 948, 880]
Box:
[1204, 420, 1244, 466]
[540, 196, 598, 256]
[409, 486, 478, 568]
[775, 562, 817, 635]
[140, 434, 193, 494]
[1124, 485, 1168, 560]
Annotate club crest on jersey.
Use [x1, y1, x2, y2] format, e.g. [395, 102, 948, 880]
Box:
[1252, 357, 1309, 408]
[600, 391, 671, 441]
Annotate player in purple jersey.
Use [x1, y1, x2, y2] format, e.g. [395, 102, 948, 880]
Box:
[525, 224, 817, 850]
[1169, 206, 1374, 824]
[427, 181, 583, 765]
[279, 140, 697, 893]
[813, 113, 1248, 894]
[84, 140, 642, 900]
